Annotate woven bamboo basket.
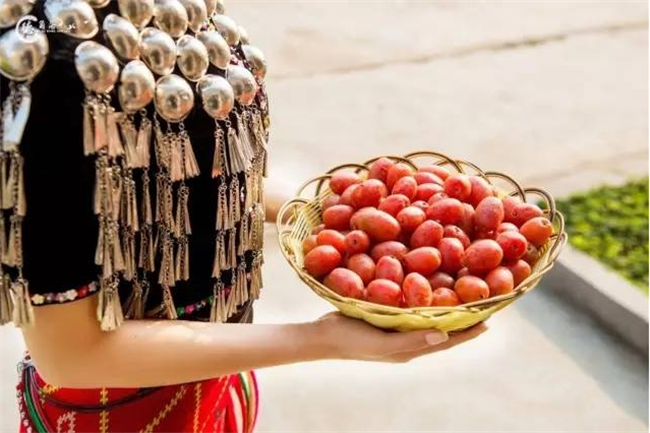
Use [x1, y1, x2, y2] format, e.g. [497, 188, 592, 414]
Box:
[277, 151, 568, 332]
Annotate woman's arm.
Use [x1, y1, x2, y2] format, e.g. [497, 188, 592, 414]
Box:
[22, 295, 486, 388]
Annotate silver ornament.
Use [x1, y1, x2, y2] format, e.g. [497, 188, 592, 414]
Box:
[74, 41, 120, 93]
[0, 28, 48, 81]
[0, 0, 36, 29]
[226, 64, 257, 106]
[153, 0, 188, 39]
[214, 0, 224, 14]
[85, 0, 110, 8]
[44, 0, 99, 39]
[140, 27, 177, 76]
[103, 13, 140, 62]
[176, 35, 209, 82]
[212, 14, 239, 46]
[238, 25, 249, 44]
[117, 0, 154, 30]
[119, 60, 155, 112]
[242, 44, 266, 80]
[179, 0, 206, 33]
[204, 0, 217, 16]
[154, 74, 194, 122]
[196, 30, 230, 69]
[197, 74, 233, 120]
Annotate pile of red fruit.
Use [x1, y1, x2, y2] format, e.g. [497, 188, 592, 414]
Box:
[301, 158, 554, 308]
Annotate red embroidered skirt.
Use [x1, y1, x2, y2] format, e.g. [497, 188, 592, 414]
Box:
[16, 359, 259, 433]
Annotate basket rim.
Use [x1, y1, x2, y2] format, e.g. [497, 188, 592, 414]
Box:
[276, 151, 568, 319]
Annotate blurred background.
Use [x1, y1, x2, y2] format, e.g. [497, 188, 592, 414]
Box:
[1, 1, 648, 431]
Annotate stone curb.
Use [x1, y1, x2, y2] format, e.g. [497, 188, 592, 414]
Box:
[544, 245, 648, 356]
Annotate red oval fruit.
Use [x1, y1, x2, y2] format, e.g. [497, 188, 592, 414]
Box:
[361, 210, 401, 242]
[396, 206, 426, 233]
[419, 165, 450, 180]
[485, 266, 514, 296]
[322, 194, 341, 212]
[304, 245, 342, 278]
[345, 230, 371, 255]
[402, 273, 433, 307]
[392, 176, 418, 201]
[502, 196, 522, 223]
[414, 171, 444, 186]
[366, 279, 402, 307]
[457, 267, 470, 278]
[426, 198, 464, 225]
[330, 172, 361, 195]
[497, 222, 519, 234]
[410, 220, 444, 249]
[378, 194, 410, 217]
[454, 276, 490, 303]
[339, 184, 360, 207]
[368, 157, 395, 183]
[504, 259, 532, 286]
[458, 203, 476, 237]
[386, 163, 413, 190]
[317, 229, 347, 255]
[438, 237, 465, 275]
[443, 225, 471, 249]
[520, 216, 553, 247]
[324, 268, 364, 299]
[511, 203, 544, 227]
[468, 176, 494, 207]
[370, 241, 409, 262]
[350, 207, 376, 230]
[352, 179, 389, 208]
[431, 287, 461, 306]
[496, 231, 528, 261]
[474, 197, 505, 231]
[312, 224, 326, 235]
[523, 243, 539, 265]
[428, 271, 455, 290]
[346, 253, 376, 285]
[411, 200, 429, 213]
[427, 191, 449, 205]
[323, 204, 354, 230]
[464, 239, 503, 275]
[444, 174, 472, 201]
[403, 247, 442, 275]
[375, 256, 405, 285]
[416, 183, 443, 202]
[302, 235, 318, 255]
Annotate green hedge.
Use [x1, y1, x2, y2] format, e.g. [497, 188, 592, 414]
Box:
[555, 178, 648, 293]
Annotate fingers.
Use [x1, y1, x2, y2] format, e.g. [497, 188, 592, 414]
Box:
[387, 323, 488, 363]
[380, 328, 449, 357]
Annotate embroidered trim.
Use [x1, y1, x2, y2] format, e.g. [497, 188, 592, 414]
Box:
[30, 283, 98, 306]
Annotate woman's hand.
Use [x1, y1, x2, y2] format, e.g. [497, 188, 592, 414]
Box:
[313, 312, 487, 363]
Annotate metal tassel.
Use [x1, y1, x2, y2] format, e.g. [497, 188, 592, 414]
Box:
[94, 104, 108, 152]
[212, 126, 226, 178]
[216, 181, 229, 230]
[136, 117, 152, 168]
[11, 279, 33, 328]
[210, 280, 225, 323]
[226, 126, 243, 174]
[83, 99, 95, 156]
[121, 119, 139, 168]
[162, 286, 178, 320]
[2, 156, 15, 210]
[98, 279, 124, 331]
[16, 156, 25, 217]
[0, 273, 13, 325]
[170, 135, 183, 182]
[181, 131, 200, 179]
[124, 278, 144, 319]
[107, 109, 125, 158]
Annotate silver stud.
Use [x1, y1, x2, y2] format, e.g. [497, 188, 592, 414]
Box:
[74, 41, 120, 93]
[0, 28, 48, 81]
[176, 34, 209, 81]
[119, 60, 155, 112]
[179, 0, 207, 33]
[44, 0, 99, 39]
[140, 27, 177, 76]
[103, 13, 141, 62]
[154, 74, 194, 122]
[153, 0, 188, 39]
[196, 30, 230, 69]
[226, 64, 257, 106]
[212, 14, 239, 46]
[242, 44, 266, 80]
[197, 74, 233, 120]
[117, 0, 154, 30]
[0, 0, 36, 29]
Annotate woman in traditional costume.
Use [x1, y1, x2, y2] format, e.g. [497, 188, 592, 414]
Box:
[0, 1, 485, 432]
